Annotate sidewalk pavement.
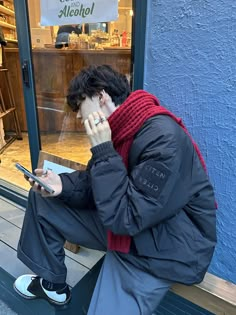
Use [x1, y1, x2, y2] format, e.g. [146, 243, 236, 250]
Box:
[0, 300, 18, 314]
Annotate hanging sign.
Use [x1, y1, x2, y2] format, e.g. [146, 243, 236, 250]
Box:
[40, 0, 118, 26]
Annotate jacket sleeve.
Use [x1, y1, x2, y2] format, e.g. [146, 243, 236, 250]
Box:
[90, 117, 192, 236]
[57, 159, 95, 209]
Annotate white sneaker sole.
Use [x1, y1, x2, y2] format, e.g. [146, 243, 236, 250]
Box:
[13, 282, 36, 300]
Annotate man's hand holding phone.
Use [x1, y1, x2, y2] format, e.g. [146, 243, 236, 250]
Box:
[15, 163, 63, 197]
[30, 168, 63, 197]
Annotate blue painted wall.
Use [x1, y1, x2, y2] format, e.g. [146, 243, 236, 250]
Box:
[144, 0, 236, 284]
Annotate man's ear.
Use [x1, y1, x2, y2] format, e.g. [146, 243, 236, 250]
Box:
[99, 90, 107, 106]
[98, 93, 103, 102]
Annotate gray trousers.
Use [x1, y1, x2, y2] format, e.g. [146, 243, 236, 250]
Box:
[17, 190, 172, 315]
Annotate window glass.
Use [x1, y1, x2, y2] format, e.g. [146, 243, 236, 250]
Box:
[28, 0, 133, 165]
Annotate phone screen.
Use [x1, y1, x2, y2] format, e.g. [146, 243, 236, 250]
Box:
[15, 163, 55, 194]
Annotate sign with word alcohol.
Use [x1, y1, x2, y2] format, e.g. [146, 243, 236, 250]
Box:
[40, 0, 118, 26]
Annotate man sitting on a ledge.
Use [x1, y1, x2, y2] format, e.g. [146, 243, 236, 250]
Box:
[13, 65, 217, 314]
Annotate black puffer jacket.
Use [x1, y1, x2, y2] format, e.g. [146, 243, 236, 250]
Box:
[59, 115, 217, 284]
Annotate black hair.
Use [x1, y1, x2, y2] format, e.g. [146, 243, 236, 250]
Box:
[66, 64, 131, 112]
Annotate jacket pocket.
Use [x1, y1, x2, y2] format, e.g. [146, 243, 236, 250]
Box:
[155, 211, 197, 251]
[134, 210, 200, 259]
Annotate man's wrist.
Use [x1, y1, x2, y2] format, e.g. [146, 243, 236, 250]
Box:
[90, 141, 117, 161]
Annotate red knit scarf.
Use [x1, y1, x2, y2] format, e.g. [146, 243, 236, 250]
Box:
[107, 90, 207, 253]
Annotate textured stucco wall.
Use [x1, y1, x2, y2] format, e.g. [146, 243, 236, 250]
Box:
[144, 0, 236, 283]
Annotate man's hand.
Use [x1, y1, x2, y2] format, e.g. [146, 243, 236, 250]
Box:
[27, 168, 63, 197]
[84, 111, 112, 147]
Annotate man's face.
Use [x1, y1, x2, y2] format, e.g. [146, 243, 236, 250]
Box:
[77, 95, 101, 123]
[76, 92, 117, 123]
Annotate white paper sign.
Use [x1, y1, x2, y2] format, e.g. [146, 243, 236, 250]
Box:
[40, 0, 118, 26]
[43, 160, 75, 174]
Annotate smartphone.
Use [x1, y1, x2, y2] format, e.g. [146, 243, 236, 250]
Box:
[15, 163, 55, 194]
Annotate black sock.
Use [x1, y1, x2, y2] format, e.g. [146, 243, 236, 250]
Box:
[42, 279, 66, 291]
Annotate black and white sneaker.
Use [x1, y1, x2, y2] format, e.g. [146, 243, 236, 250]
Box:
[13, 274, 71, 305]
